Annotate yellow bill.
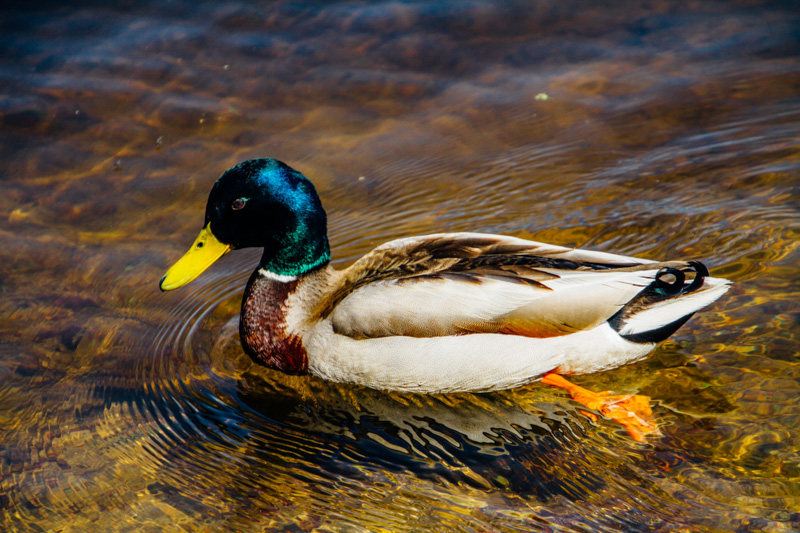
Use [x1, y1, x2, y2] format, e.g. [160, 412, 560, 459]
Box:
[160, 224, 231, 291]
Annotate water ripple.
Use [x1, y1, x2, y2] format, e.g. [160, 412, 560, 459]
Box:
[2, 0, 799, 530]
[102, 246, 758, 531]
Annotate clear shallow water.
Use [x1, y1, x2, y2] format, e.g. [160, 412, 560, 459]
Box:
[1, 1, 799, 531]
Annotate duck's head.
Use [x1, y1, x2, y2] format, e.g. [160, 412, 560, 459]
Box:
[160, 158, 330, 291]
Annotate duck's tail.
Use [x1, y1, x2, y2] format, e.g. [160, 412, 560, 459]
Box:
[608, 262, 731, 344]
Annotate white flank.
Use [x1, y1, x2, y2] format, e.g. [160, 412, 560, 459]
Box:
[330, 269, 663, 339]
[306, 321, 656, 394]
[257, 268, 298, 283]
[617, 277, 731, 336]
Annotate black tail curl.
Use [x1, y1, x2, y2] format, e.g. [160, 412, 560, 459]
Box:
[608, 261, 709, 344]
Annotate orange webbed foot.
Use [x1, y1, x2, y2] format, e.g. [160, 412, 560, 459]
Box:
[541, 373, 659, 442]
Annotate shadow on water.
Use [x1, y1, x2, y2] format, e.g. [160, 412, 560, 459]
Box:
[1, 0, 799, 531]
[72, 256, 746, 531]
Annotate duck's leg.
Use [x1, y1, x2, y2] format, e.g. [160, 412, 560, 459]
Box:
[540, 373, 658, 442]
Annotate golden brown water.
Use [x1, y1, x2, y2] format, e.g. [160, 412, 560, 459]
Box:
[1, 1, 799, 531]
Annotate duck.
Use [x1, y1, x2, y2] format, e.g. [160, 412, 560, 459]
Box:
[160, 158, 730, 440]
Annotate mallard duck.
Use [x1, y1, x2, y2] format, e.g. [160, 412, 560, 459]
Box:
[160, 158, 730, 439]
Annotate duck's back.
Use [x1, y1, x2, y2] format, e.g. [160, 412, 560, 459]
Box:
[301, 233, 729, 393]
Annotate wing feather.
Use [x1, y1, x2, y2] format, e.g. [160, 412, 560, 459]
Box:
[315, 232, 683, 340]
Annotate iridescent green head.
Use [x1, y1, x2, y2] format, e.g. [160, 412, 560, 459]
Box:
[160, 158, 330, 290]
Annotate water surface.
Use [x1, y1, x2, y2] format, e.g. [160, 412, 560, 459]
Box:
[1, 1, 799, 531]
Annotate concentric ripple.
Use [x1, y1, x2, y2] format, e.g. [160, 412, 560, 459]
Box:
[97, 247, 756, 531]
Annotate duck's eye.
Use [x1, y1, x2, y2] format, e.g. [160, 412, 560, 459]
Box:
[231, 198, 247, 210]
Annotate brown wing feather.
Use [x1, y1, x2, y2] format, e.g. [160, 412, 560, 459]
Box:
[313, 233, 689, 339]
[314, 233, 569, 319]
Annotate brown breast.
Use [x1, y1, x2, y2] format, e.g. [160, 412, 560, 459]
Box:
[239, 271, 309, 375]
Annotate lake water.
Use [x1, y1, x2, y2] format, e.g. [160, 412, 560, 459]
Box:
[1, 1, 799, 531]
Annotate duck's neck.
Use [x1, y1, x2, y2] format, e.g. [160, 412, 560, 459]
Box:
[239, 269, 308, 375]
[259, 228, 330, 278]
